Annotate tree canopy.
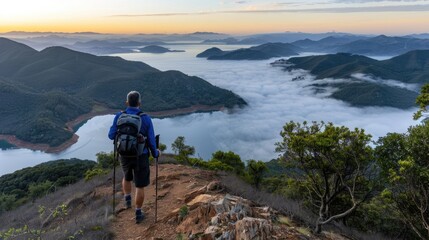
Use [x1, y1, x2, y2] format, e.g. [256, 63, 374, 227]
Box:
[276, 121, 375, 233]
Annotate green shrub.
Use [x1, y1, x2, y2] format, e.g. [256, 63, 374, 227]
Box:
[84, 168, 109, 181]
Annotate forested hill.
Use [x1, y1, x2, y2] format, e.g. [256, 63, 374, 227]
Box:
[274, 50, 429, 109]
[197, 42, 299, 60]
[286, 50, 429, 83]
[0, 37, 246, 147]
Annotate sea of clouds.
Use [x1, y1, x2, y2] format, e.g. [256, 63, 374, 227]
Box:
[0, 46, 418, 175]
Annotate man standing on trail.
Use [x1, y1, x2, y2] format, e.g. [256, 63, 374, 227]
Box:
[108, 90, 160, 224]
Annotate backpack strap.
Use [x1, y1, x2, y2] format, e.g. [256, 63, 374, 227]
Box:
[136, 111, 149, 152]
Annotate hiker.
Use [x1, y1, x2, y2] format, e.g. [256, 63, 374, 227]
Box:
[108, 90, 160, 224]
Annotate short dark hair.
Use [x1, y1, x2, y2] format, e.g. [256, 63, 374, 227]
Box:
[127, 91, 141, 107]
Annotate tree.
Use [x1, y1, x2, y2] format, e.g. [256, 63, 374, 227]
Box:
[171, 136, 186, 154]
[95, 151, 115, 169]
[28, 181, 54, 201]
[375, 122, 429, 239]
[159, 143, 167, 152]
[414, 84, 429, 120]
[276, 121, 375, 233]
[247, 160, 268, 189]
[212, 151, 245, 175]
[172, 136, 195, 163]
[0, 194, 16, 214]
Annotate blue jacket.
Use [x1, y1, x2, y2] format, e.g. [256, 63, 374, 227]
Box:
[108, 107, 159, 158]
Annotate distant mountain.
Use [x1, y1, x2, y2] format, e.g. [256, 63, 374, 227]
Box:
[139, 45, 185, 54]
[241, 32, 366, 43]
[202, 37, 267, 45]
[197, 47, 225, 58]
[404, 33, 429, 39]
[336, 35, 429, 56]
[202, 38, 240, 44]
[0, 38, 246, 147]
[197, 43, 299, 60]
[292, 35, 368, 52]
[191, 32, 223, 35]
[273, 50, 429, 108]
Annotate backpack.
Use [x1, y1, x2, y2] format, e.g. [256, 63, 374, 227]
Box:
[115, 111, 146, 157]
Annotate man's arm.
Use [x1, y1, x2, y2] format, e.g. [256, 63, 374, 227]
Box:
[108, 114, 120, 140]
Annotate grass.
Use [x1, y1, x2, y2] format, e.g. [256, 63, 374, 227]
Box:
[277, 215, 294, 227]
[0, 169, 122, 239]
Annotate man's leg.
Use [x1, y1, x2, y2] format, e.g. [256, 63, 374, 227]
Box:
[135, 187, 145, 208]
[122, 178, 132, 195]
[120, 157, 133, 209]
[123, 178, 132, 208]
[135, 154, 150, 224]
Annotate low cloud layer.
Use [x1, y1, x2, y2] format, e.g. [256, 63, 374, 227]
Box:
[133, 48, 416, 161]
[351, 73, 420, 92]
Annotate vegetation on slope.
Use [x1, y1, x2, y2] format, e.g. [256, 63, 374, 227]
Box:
[0, 159, 96, 213]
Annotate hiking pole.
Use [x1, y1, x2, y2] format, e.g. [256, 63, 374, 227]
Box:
[155, 134, 160, 223]
[112, 137, 117, 216]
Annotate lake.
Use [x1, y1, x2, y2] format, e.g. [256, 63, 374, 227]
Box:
[0, 44, 417, 176]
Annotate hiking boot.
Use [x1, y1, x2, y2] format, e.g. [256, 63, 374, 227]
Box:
[135, 209, 145, 224]
[125, 195, 131, 209]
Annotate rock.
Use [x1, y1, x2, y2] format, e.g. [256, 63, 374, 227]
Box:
[252, 207, 274, 220]
[211, 198, 226, 214]
[235, 217, 273, 240]
[176, 203, 216, 236]
[211, 215, 220, 225]
[203, 226, 221, 239]
[187, 194, 216, 210]
[184, 186, 207, 202]
[218, 231, 235, 240]
[207, 181, 224, 192]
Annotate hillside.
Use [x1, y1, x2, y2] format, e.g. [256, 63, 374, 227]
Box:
[0, 37, 246, 148]
[197, 43, 299, 60]
[0, 160, 346, 240]
[139, 45, 185, 54]
[273, 51, 429, 108]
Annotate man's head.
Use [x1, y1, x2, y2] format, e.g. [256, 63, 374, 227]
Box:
[126, 91, 141, 107]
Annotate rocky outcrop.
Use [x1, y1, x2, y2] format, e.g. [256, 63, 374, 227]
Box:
[172, 181, 283, 240]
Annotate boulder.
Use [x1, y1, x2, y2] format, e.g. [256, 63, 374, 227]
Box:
[235, 217, 273, 240]
[187, 194, 216, 210]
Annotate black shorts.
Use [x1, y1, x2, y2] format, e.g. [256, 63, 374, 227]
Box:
[120, 154, 150, 188]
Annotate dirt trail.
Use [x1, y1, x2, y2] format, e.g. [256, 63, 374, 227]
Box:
[110, 164, 216, 240]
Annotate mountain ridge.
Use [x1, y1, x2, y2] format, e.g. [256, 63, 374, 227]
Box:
[273, 50, 429, 108]
[0, 38, 246, 148]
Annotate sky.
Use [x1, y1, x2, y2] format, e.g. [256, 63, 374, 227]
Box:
[0, 0, 429, 34]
